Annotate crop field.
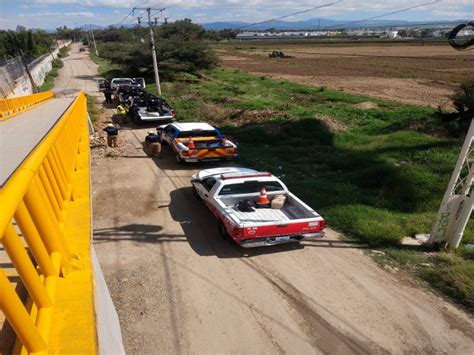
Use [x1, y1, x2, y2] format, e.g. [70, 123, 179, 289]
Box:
[216, 41, 474, 108]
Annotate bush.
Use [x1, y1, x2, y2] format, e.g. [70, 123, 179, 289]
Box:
[453, 80, 474, 117]
[95, 19, 216, 81]
[52, 58, 63, 68]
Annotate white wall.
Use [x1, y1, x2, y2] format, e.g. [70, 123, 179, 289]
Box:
[5, 41, 71, 98]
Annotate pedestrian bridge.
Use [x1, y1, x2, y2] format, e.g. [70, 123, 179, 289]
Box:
[0, 92, 123, 354]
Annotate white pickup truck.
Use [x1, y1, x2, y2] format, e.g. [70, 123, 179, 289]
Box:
[191, 167, 326, 248]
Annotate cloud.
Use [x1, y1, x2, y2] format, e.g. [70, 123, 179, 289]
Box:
[18, 11, 96, 18]
[2, 0, 472, 29]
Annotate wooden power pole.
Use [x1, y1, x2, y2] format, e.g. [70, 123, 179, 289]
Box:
[136, 7, 162, 96]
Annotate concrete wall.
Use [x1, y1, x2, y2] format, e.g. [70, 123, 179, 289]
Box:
[0, 41, 71, 98]
[92, 248, 126, 355]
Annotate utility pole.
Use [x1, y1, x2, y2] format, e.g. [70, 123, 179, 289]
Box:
[85, 30, 91, 48]
[147, 8, 162, 95]
[429, 119, 474, 249]
[136, 7, 162, 96]
[90, 27, 99, 56]
[19, 50, 38, 94]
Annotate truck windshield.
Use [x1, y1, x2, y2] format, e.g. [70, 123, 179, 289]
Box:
[177, 130, 219, 138]
[219, 181, 284, 195]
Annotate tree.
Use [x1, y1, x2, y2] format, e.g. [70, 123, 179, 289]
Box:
[96, 19, 217, 81]
[398, 29, 408, 38]
[0, 30, 54, 60]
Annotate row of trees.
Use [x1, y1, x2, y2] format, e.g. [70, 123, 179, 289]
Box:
[95, 19, 222, 81]
[0, 30, 55, 62]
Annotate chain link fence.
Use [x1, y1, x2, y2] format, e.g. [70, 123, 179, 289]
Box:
[0, 56, 28, 98]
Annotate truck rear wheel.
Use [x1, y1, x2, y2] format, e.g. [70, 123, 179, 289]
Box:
[192, 186, 201, 200]
[218, 222, 230, 240]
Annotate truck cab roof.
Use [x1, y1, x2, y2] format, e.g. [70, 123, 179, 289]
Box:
[194, 167, 257, 181]
[170, 122, 216, 132]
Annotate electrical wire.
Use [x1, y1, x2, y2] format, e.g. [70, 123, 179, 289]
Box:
[324, 0, 442, 30]
[237, 1, 343, 30]
[116, 8, 135, 26]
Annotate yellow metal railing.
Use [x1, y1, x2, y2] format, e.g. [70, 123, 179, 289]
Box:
[0, 91, 54, 121]
[0, 92, 90, 354]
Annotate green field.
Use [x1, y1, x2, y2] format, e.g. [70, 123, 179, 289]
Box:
[93, 52, 473, 312]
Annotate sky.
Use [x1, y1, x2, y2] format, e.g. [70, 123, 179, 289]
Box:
[0, 0, 472, 30]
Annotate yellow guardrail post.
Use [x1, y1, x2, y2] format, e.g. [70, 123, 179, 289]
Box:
[0, 270, 47, 353]
[1, 92, 96, 354]
[14, 202, 57, 277]
[0, 91, 54, 120]
[3, 224, 53, 308]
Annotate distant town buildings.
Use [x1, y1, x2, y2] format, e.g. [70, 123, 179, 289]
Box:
[236, 25, 457, 40]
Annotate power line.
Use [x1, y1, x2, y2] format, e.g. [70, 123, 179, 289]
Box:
[324, 0, 442, 30]
[237, 1, 344, 30]
[116, 8, 135, 26]
[114, 0, 151, 26]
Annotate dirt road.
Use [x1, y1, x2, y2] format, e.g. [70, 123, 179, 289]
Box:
[54, 43, 100, 98]
[62, 44, 474, 354]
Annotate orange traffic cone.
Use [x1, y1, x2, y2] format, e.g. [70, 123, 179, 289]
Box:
[188, 137, 195, 149]
[256, 186, 270, 207]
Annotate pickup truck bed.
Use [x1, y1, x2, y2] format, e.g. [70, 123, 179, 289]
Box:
[219, 194, 314, 223]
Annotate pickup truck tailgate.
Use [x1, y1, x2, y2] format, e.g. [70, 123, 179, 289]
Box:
[241, 219, 324, 239]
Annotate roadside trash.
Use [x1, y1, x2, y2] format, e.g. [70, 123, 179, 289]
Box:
[415, 234, 430, 242]
[371, 250, 386, 255]
[419, 263, 432, 267]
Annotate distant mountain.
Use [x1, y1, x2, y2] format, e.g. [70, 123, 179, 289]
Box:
[80, 24, 105, 31]
[201, 18, 467, 31]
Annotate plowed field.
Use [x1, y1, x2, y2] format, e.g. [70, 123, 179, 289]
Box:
[218, 43, 474, 107]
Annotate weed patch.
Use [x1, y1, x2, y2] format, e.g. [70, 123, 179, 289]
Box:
[38, 58, 63, 92]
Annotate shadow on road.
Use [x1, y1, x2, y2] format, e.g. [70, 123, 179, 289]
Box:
[93, 224, 187, 244]
[302, 239, 369, 249]
[74, 74, 98, 80]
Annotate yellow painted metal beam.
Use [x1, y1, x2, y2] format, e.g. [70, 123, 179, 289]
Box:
[0, 92, 54, 121]
[1, 92, 98, 354]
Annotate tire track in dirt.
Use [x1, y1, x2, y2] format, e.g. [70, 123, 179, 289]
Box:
[241, 258, 388, 355]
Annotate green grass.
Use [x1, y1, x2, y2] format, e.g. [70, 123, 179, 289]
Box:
[38, 58, 63, 92]
[157, 67, 474, 312]
[90, 52, 125, 80]
[86, 94, 100, 123]
[57, 45, 70, 58]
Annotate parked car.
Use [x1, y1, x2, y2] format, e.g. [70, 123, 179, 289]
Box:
[110, 78, 134, 90]
[128, 96, 175, 124]
[96, 78, 108, 92]
[157, 122, 238, 163]
[191, 167, 326, 247]
[110, 77, 146, 91]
